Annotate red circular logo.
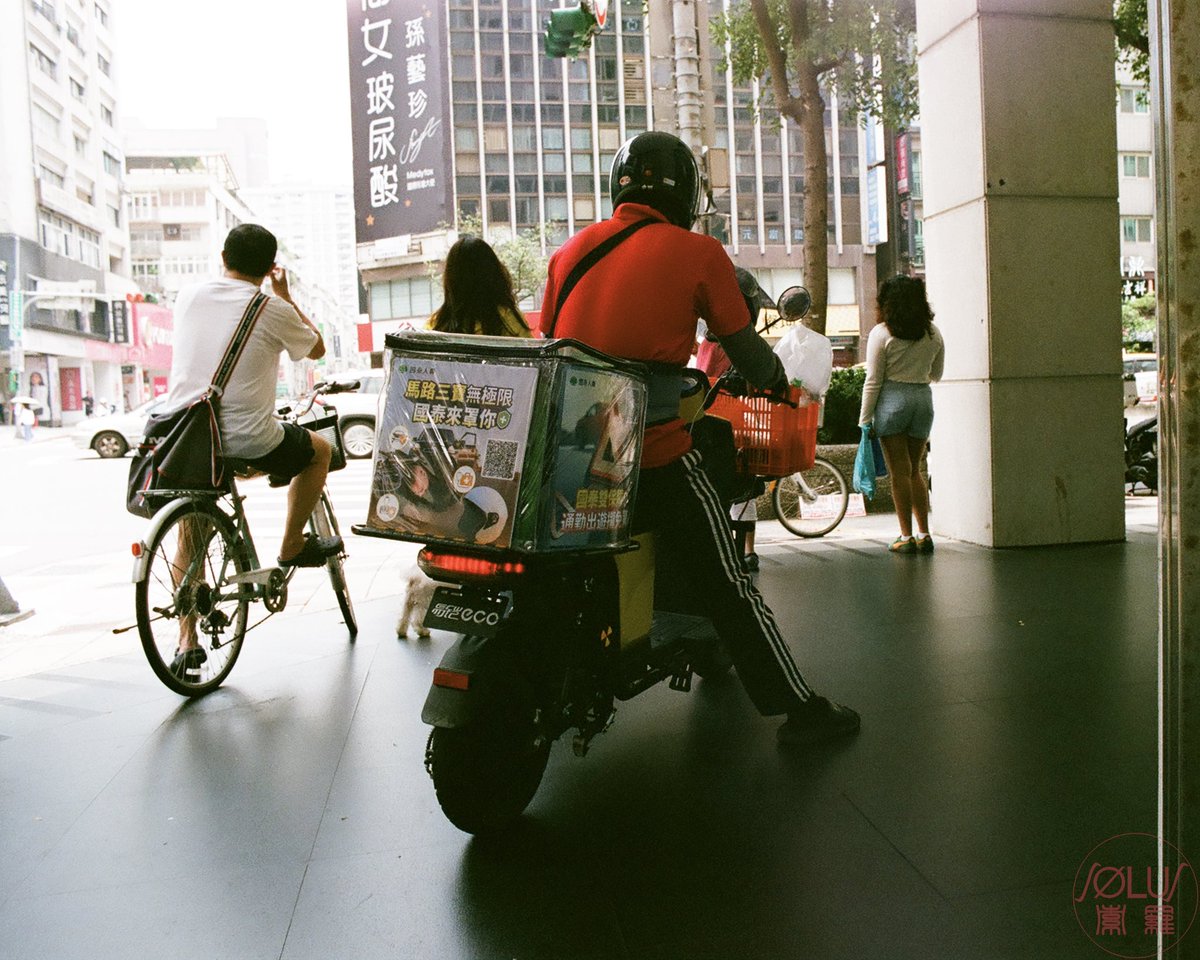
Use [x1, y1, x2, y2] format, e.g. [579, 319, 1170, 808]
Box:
[1073, 833, 1197, 958]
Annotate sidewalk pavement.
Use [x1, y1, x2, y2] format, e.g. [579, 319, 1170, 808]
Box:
[0, 491, 1161, 960]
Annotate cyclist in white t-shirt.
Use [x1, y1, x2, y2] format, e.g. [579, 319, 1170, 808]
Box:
[164, 224, 339, 568]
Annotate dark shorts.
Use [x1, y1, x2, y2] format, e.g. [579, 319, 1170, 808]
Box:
[242, 422, 316, 483]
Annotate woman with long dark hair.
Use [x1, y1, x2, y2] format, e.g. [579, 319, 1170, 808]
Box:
[859, 275, 945, 554]
[430, 236, 530, 337]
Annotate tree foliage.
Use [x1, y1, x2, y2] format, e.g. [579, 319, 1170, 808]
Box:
[1114, 0, 1149, 85]
[711, 1, 918, 336]
[1122, 293, 1156, 345]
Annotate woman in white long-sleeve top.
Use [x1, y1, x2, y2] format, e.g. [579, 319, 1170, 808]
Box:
[859, 276, 945, 554]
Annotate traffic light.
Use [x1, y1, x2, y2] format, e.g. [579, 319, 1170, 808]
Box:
[543, 4, 598, 58]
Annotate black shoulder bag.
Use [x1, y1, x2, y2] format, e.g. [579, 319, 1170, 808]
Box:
[126, 292, 269, 518]
[545, 217, 658, 335]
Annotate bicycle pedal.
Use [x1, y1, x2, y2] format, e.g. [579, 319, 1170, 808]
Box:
[669, 665, 693, 693]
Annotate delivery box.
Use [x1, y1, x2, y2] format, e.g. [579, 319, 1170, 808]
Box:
[364, 332, 648, 554]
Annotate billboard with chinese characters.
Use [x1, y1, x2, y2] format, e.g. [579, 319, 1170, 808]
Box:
[347, 0, 451, 244]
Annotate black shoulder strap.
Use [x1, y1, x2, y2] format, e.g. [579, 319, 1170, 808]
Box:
[548, 218, 659, 336]
[210, 292, 270, 395]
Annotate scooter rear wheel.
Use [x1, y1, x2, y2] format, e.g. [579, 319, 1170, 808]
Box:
[426, 724, 551, 835]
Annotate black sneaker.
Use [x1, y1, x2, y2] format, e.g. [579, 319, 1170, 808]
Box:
[169, 646, 208, 681]
[279, 533, 343, 568]
[777, 696, 861, 747]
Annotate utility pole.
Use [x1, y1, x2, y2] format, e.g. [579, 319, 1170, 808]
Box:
[670, 0, 703, 154]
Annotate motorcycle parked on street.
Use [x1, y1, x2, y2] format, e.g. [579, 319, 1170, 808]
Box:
[1125, 415, 1158, 493]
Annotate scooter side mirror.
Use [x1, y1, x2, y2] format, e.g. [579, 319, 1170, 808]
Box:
[777, 285, 812, 321]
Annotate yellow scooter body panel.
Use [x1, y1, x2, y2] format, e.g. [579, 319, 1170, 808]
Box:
[614, 533, 655, 646]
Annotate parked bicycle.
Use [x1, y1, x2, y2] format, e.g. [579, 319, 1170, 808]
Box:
[126, 380, 359, 697]
[769, 455, 850, 538]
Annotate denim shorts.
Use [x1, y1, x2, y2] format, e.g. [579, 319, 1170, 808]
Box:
[873, 381, 934, 439]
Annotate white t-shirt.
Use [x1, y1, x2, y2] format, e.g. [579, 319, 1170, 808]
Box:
[163, 277, 317, 458]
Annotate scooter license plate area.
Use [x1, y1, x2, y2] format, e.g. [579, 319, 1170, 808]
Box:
[424, 587, 509, 637]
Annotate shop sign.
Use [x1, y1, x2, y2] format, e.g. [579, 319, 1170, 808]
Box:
[110, 300, 130, 344]
[0, 259, 9, 326]
[346, 0, 450, 243]
[131, 301, 173, 370]
[60, 367, 82, 411]
[896, 133, 911, 196]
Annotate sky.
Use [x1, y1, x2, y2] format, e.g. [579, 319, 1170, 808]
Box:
[112, 0, 355, 186]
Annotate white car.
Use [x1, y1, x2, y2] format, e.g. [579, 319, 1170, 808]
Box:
[317, 370, 385, 459]
[72, 397, 165, 458]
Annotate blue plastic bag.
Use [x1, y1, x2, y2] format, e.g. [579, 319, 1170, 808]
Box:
[853, 425, 879, 499]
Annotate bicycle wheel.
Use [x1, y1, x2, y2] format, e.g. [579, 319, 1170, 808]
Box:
[772, 457, 849, 538]
[136, 499, 250, 697]
[310, 491, 357, 638]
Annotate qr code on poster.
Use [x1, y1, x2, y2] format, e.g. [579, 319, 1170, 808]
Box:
[482, 439, 519, 480]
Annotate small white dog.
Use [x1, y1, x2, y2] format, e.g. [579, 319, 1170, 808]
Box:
[397, 565, 438, 639]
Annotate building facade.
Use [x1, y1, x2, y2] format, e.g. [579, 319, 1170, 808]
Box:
[0, 0, 134, 424]
[1116, 68, 1155, 316]
[350, 0, 883, 362]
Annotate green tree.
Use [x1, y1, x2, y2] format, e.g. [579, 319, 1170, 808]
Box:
[1122, 293, 1156, 346]
[1114, 0, 1149, 85]
[711, 0, 919, 336]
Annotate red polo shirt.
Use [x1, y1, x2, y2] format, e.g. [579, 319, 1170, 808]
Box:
[540, 203, 750, 467]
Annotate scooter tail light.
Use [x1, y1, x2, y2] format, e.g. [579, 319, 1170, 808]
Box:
[418, 547, 526, 581]
[433, 668, 470, 691]
[131, 542, 144, 558]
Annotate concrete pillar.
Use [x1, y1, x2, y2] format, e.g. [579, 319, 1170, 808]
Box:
[915, 0, 1125, 547]
[1153, 1, 1200, 952]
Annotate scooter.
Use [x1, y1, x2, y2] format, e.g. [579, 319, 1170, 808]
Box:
[1125, 414, 1158, 493]
[416, 370, 738, 835]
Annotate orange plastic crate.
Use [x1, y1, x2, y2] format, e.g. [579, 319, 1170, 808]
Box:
[708, 386, 818, 477]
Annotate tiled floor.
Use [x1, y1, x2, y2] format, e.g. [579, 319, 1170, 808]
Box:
[0, 509, 1159, 959]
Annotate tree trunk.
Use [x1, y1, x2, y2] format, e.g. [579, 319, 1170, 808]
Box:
[798, 64, 829, 336]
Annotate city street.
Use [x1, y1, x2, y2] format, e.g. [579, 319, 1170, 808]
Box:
[0, 430, 418, 681]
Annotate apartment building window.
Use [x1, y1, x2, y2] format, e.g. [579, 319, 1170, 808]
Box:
[79, 227, 101, 267]
[1121, 153, 1151, 178]
[38, 165, 66, 188]
[39, 209, 76, 258]
[97, 53, 111, 76]
[128, 193, 158, 218]
[102, 151, 120, 176]
[32, 1, 58, 25]
[74, 133, 88, 157]
[108, 204, 120, 227]
[369, 277, 443, 320]
[31, 102, 61, 140]
[70, 77, 86, 101]
[76, 184, 95, 206]
[131, 260, 160, 279]
[161, 189, 205, 207]
[94, 3, 108, 26]
[67, 23, 82, 50]
[100, 103, 114, 126]
[1122, 217, 1153, 243]
[29, 44, 58, 80]
[1119, 87, 1149, 114]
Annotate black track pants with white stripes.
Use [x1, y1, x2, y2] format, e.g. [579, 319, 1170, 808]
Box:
[633, 449, 815, 716]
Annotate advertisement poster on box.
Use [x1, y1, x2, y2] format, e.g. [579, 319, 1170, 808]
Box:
[369, 357, 539, 548]
[544, 369, 642, 549]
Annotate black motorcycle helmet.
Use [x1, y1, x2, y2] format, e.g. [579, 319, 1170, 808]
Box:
[609, 132, 700, 229]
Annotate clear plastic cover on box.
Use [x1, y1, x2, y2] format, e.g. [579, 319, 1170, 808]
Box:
[365, 332, 647, 554]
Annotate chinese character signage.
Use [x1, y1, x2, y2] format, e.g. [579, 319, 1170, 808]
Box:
[370, 333, 648, 554]
[369, 356, 541, 548]
[347, 0, 450, 244]
[110, 300, 129, 344]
